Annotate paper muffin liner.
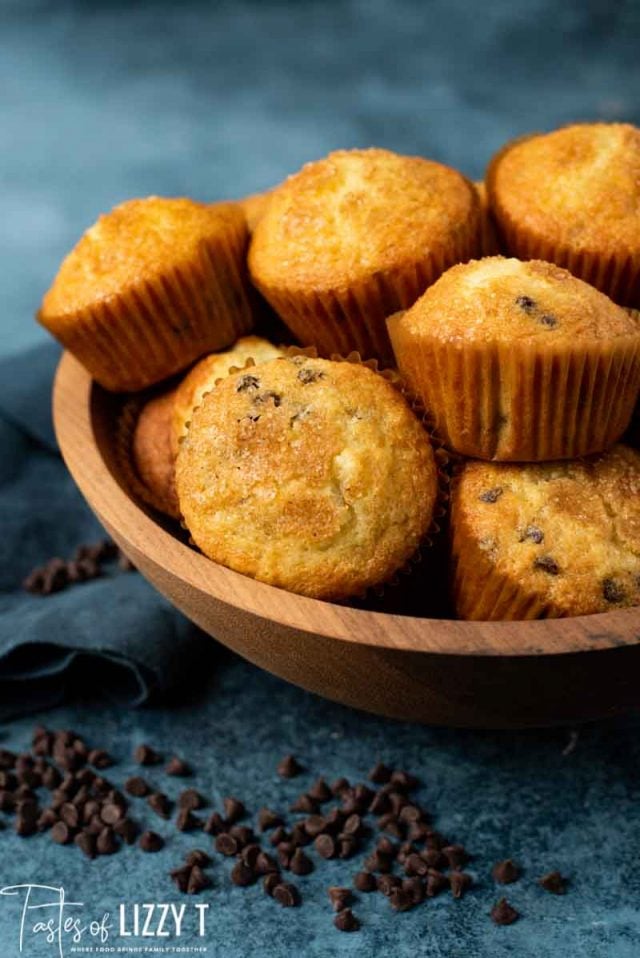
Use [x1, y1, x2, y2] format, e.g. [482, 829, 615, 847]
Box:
[389, 316, 640, 461]
[252, 218, 482, 369]
[486, 144, 640, 308]
[116, 396, 181, 520]
[41, 216, 255, 392]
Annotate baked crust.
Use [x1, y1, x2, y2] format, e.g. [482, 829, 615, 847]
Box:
[132, 389, 179, 518]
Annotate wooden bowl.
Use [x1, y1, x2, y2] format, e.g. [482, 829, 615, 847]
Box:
[53, 353, 640, 729]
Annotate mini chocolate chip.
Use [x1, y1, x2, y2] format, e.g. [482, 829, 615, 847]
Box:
[405, 853, 428, 877]
[337, 834, 358, 859]
[342, 813, 362, 836]
[354, 871, 376, 892]
[273, 882, 300, 907]
[375, 874, 400, 897]
[389, 887, 414, 912]
[170, 865, 191, 893]
[519, 525, 544, 544]
[74, 831, 97, 859]
[277, 755, 303, 778]
[147, 792, 172, 819]
[16, 814, 38, 837]
[376, 836, 397, 857]
[255, 390, 282, 407]
[187, 865, 210, 894]
[42, 766, 61, 790]
[515, 294, 536, 312]
[37, 808, 58, 831]
[398, 804, 423, 824]
[290, 794, 318, 814]
[269, 826, 289, 846]
[223, 797, 245, 823]
[51, 821, 73, 845]
[369, 791, 391, 815]
[442, 844, 468, 869]
[215, 833, 239, 857]
[491, 897, 520, 925]
[166, 756, 191, 777]
[493, 859, 520, 884]
[229, 824, 253, 845]
[426, 869, 448, 897]
[307, 777, 332, 803]
[368, 762, 392, 784]
[539, 870, 568, 894]
[204, 811, 225, 835]
[290, 821, 312, 846]
[449, 871, 473, 898]
[263, 873, 282, 896]
[403, 876, 426, 904]
[101, 803, 124, 826]
[297, 367, 325, 385]
[240, 844, 261, 870]
[303, 814, 327, 838]
[236, 374, 260, 392]
[125, 776, 150, 798]
[97, 827, 118, 855]
[539, 313, 558, 328]
[365, 850, 392, 873]
[378, 813, 403, 838]
[134, 745, 161, 766]
[87, 749, 113, 769]
[139, 831, 164, 853]
[185, 849, 211, 867]
[60, 803, 81, 829]
[176, 809, 200, 832]
[603, 578, 626, 603]
[115, 819, 139, 845]
[534, 555, 560, 575]
[315, 834, 337, 859]
[479, 487, 503, 504]
[422, 848, 445, 869]
[257, 808, 283, 832]
[328, 887, 352, 911]
[334, 907, 360, 932]
[290, 848, 313, 875]
[255, 852, 279, 875]
[330, 777, 349, 796]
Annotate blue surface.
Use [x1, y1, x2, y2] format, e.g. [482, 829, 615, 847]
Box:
[1, 1, 640, 955]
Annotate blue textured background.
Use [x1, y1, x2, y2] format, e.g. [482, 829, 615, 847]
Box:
[1, 1, 640, 955]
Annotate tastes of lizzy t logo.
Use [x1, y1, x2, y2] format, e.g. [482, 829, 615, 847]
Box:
[0, 884, 209, 956]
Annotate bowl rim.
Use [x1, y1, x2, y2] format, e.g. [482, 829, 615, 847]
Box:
[53, 352, 640, 659]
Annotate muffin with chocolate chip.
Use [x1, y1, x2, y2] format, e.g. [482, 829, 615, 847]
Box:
[171, 336, 285, 455]
[131, 388, 180, 518]
[388, 256, 640, 461]
[249, 148, 482, 366]
[486, 122, 640, 306]
[450, 445, 640, 620]
[176, 355, 439, 600]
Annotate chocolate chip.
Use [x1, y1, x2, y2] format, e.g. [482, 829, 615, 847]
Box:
[539, 870, 567, 894]
[223, 797, 245, 823]
[277, 841, 295, 868]
[398, 804, 423, 825]
[519, 525, 544, 544]
[166, 756, 191, 777]
[187, 865, 210, 894]
[290, 794, 318, 814]
[442, 844, 468, 869]
[147, 792, 172, 819]
[368, 762, 392, 784]
[0, 750, 16, 769]
[334, 908, 360, 932]
[236, 374, 260, 392]
[534, 555, 560, 575]
[204, 811, 225, 836]
[240, 844, 261, 870]
[170, 865, 192, 893]
[100, 803, 124, 826]
[377, 874, 401, 896]
[603, 578, 626, 603]
[354, 871, 376, 892]
[479, 487, 503, 504]
[369, 791, 391, 815]
[114, 819, 139, 845]
[255, 852, 279, 875]
[185, 849, 211, 867]
[302, 814, 326, 838]
[74, 831, 97, 859]
[337, 834, 358, 858]
[405, 853, 428, 877]
[37, 808, 58, 831]
[376, 836, 397, 857]
[307, 777, 332, 803]
[257, 808, 283, 832]
[421, 848, 445, 869]
[403, 876, 425, 904]
[273, 882, 300, 907]
[515, 295, 536, 312]
[134, 745, 161, 766]
[492, 859, 520, 884]
[315, 834, 337, 859]
[426, 869, 448, 897]
[277, 755, 302, 778]
[215, 833, 239, 857]
[125, 777, 150, 798]
[330, 777, 349, 796]
[42, 766, 61, 790]
[176, 808, 201, 832]
[297, 367, 325, 385]
[263, 873, 281, 896]
[87, 749, 113, 769]
[290, 848, 313, 875]
[365, 849, 392, 873]
[378, 813, 403, 838]
[449, 871, 473, 899]
[328, 887, 352, 911]
[491, 897, 520, 925]
[255, 390, 282, 407]
[342, 813, 362, 836]
[15, 813, 38, 837]
[229, 824, 253, 846]
[269, 826, 289, 846]
[139, 831, 164, 853]
[59, 803, 80, 829]
[389, 887, 414, 912]
[539, 313, 558, 328]
[96, 827, 118, 855]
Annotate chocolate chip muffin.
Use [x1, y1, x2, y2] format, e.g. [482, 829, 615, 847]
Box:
[39, 197, 254, 391]
[176, 356, 438, 600]
[486, 123, 640, 306]
[388, 256, 640, 461]
[249, 148, 482, 366]
[131, 388, 180, 518]
[450, 445, 640, 620]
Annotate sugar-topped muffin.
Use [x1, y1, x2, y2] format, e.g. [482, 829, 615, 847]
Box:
[450, 445, 640, 619]
[132, 388, 180, 518]
[176, 356, 438, 600]
[39, 197, 254, 391]
[388, 256, 640, 461]
[486, 123, 640, 306]
[171, 335, 285, 454]
[249, 148, 482, 366]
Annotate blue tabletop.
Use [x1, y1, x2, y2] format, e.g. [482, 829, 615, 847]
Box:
[1, 2, 639, 956]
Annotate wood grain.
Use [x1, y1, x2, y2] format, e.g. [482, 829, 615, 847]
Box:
[53, 353, 640, 728]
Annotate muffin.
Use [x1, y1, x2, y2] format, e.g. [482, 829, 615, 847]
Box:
[486, 123, 640, 306]
[39, 197, 254, 391]
[238, 190, 273, 233]
[131, 388, 180, 518]
[450, 445, 640, 620]
[249, 148, 482, 366]
[474, 181, 500, 256]
[176, 355, 438, 600]
[388, 257, 640, 461]
[171, 335, 285, 454]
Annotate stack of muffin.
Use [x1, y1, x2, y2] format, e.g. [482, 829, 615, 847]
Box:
[38, 123, 640, 620]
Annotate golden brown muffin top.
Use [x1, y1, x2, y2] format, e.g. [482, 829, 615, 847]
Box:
[487, 123, 640, 254]
[249, 148, 480, 292]
[390, 256, 639, 345]
[171, 336, 285, 454]
[42, 197, 244, 316]
[176, 356, 437, 600]
[452, 445, 640, 616]
[132, 389, 180, 518]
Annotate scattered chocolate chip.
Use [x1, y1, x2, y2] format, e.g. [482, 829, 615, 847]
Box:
[37, 808, 58, 831]
[269, 826, 289, 846]
[389, 887, 414, 912]
[277, 841, 295, 868]
[603, 578, 626, 604]
[442, 844, 468, 869]
[223, 797, 245, 823]
[240, 844, 261, 870]
[60, 803, 81, 828]
[302, 814, 326, 838]
[147, 792, 172, 819]
[492, 859, 520, 884]
[315, 833, 337, 859]
[87, 749, 113, 769]
[354, 871, 377, 892]
[491, 897, 520, 925]
[134, 745, 161, 766]
[308, 777, 332, 803]
[297, 367, 325, 385]
[115, 819, 139, 845]
[176, 808, 200, 832]
[515, 295, 536, 312]
[342, 813, 362, 836]
[229, 824, 253, 846]
[290, 848, 313, 875]
[449, 871, 473, 899]
[166, 756, 191, 777]
[365, 849, 392, 873]
[376, 836, 397, 857]
[534, 555, 560, 575]
[263, 873, 281, 897]
[96, 827, 118, 855]
[256, 851, 279, 875]
[273, 882, 300, 907]
[479, 487, 503, 504]
[334, 907, 360, 932]
[125, 776, 150, 798]
[187, 865, 210, 894]
[204, 811, 225, 836]
[74, 831, 97, 859]
[539, 313, 558, 329]
[377, 874, 401, 896]
[337, 834, 358, 859]
[519, 525, 544, 544]
[170, 865, 192, 893]
[100, 803, 124, 826]
[258, 808, 283, 832]
[426, 869, 448, 897]
[405, 853, 428, 877]
[51, 821, 73, 844]
[368, 762, 392, 784]
[403, 876, 425, 904]
[139, 831, 164, 853]
[539, 870, 568, 894]
[290, 794, 318, 814]
[291, 821, 312, 846]
[236, 374, 260, 393]
[330, 777, 349, 796]
[328, 887, 352, 911]
[215, 833, 239, 857]
[185, 849, 211, 867]
[422, 848, 445, 869]
[277, 755, 302, 778]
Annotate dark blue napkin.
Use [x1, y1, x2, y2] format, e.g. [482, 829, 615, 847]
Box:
[0, 342, 210, 719]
